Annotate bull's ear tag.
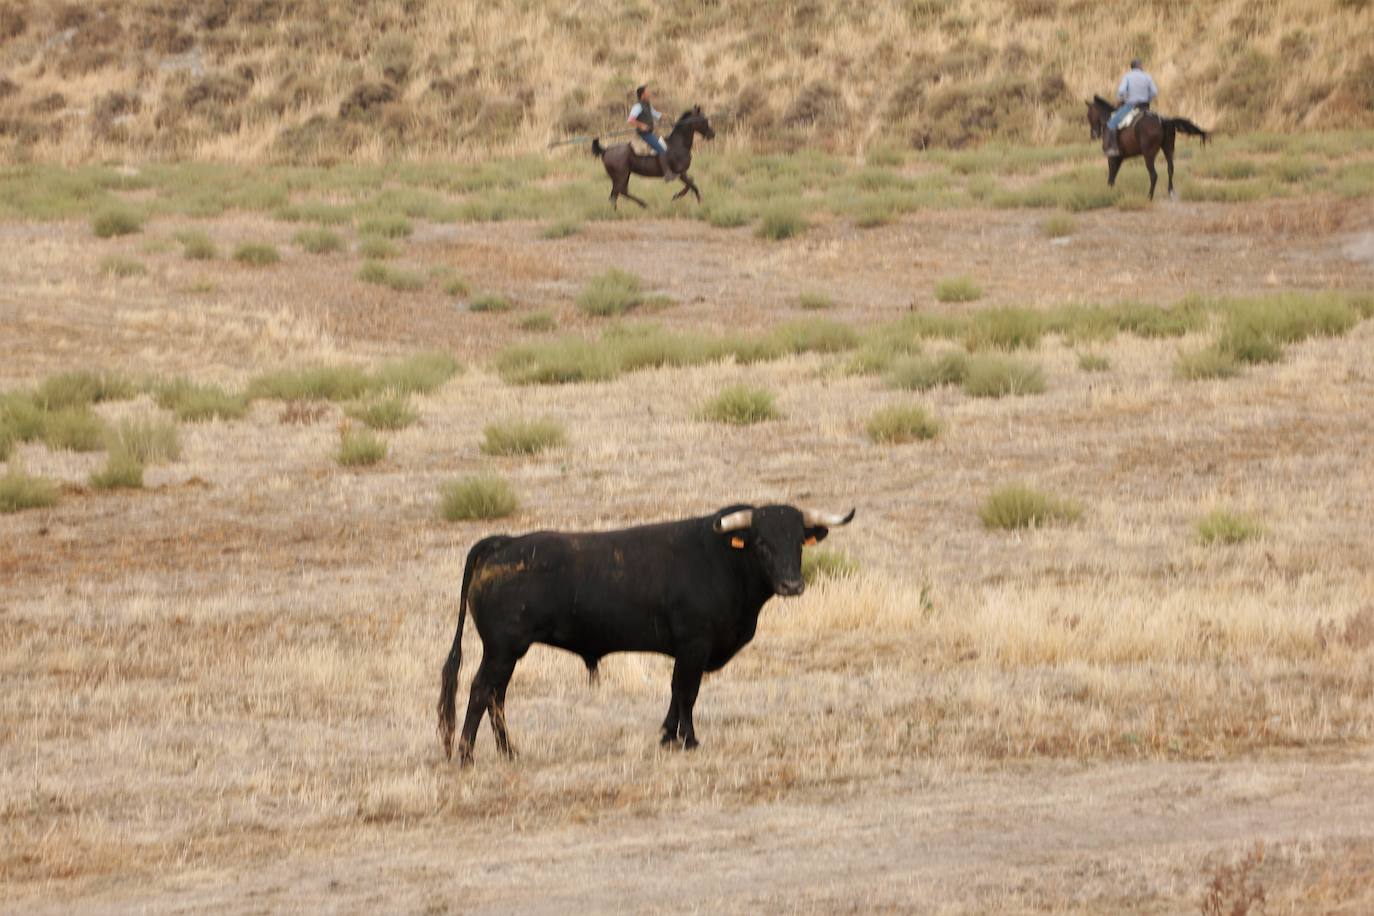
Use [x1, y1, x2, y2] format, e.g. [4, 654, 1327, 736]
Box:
[804, 536, 818, 547]
[730, 537, 745, 549]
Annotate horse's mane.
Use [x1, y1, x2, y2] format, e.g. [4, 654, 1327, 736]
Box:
[1091, 95, 1114, 111]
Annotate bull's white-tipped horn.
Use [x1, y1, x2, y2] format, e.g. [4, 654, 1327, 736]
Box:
[802, 507, 856, 528]
[713, 509, 753, 533]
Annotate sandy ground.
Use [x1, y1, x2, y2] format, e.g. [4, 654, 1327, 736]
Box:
[36, 752, 1374, 914]
[5, 195, 1374, 913]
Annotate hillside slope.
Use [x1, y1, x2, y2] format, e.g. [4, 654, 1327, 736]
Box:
[0, 0, 1372, 162]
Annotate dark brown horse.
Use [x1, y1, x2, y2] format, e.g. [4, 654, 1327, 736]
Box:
[591, 106, 715, 209]
[1086, 96, 1209, 200]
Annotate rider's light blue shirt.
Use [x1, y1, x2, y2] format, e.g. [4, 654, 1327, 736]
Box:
[1117, 70, 1159, 106]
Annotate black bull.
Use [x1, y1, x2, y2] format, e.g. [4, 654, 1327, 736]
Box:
[437, 504, 855, 765]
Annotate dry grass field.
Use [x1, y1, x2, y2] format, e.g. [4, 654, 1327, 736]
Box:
[2, 0, 1374, 162]
[4, 140, 1374, 912]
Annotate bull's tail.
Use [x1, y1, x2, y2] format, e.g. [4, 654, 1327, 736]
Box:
[437, 535, 509, 759]
[1166, 117, 1209, 146]
[591, 138, 604, 157]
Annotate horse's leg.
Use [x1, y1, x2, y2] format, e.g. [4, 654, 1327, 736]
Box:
[683, 175, 702, 204]
[1145, 147, 1159, 200]
[1164, 135, 1177, 199]
[1107, 157, 1123, 188]
[624, 192, 648, 209]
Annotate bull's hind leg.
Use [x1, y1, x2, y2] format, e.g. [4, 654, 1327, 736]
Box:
[457, 651, 518, 766]
[659, 697, 680, 746]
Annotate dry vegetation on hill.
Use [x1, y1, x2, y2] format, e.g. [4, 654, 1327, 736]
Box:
[1, 0, 1374, 162]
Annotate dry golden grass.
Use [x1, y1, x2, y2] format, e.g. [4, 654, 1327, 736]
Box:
[1, 1, 1373, 162]
[2, 173, 1374, 912]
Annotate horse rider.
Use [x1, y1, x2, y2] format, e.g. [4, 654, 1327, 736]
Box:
[1104, 58, 1158, 157]
[628, 83, 676, 181]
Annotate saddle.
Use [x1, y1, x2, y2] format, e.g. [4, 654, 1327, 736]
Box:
[1119, 106, 1153, 131]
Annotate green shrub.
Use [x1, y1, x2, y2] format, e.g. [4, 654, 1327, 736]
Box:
[1077, 353, 1111, 372]
[769, 318, 861, 355]
[468, 292, 512, 312]
[495, 337, 620, 385]
[519, 310, 557, 332]
[964, 307, 1043, 350]
[577, 268, 647, 317]
[176, 230, 217, 260]
[248, 365, 371, 401]
[90, 451, 144, 490]
[41, 407, 107, 452]
[105, 415, 180, 464]
[92, 207, 143, 238]
[336, 426, 388, 467]
[935, 276, 983, 303]
[1175, 347, 1241, 381]
[962, 355, 1046, 398]
[480, 417, 566, 456]
[443, 276, 471, 297]
[439, 475, 519, 521]
[0, 463, 58, 513]
[344, 397, 418, 431]
[359, 215, 413, 238]
[1221, 293, 1359, 347]
[1115, 300, 1208, 338]
[0, 394, 46, 441]
[756, 204, 808, 240]
[153, 379, 249, 421]
[704, 203, 751, 228]
[801, 548, 859, 584]
[979, 484, 1082, 530]
[866, 404, 941, 444]
[1196, 509, 1264, 546]
[372, 351, 461, 395]
[0, 420, 13, 462]
[99, 255, 146, 278]
[699, 385, 779, 425]
[233, 242, 280, 266]
[887, 351, 970, 391]
[540, 219, 582, 239]
[797, 291, 835, 310]
[1042, 213, 1074, 239]
[358, 261, 425, 291]
[1216, 324, 1285, 364]
[293, 227, 344, 254]
[358, 237, 398, 259]
[34, 370, 134, 410]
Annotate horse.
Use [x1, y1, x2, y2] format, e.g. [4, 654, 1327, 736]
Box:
[591, 106, 715, 209]
[1086, 96, 1209, 200]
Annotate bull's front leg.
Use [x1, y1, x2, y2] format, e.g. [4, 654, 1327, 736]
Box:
[666, 643, 709, 750]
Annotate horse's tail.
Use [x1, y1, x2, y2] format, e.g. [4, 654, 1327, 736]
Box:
[437, 535, 509, 759]
[591, 138, 604, 157]
[1166, 117, 1209, 146]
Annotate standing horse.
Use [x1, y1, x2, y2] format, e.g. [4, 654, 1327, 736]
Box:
[1086, 96, 1209, 200]
[591, 106, 715, 209]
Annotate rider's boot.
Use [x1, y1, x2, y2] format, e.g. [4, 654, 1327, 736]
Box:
[659, 153, 677, 181]
[1103, 127, 1120, 158]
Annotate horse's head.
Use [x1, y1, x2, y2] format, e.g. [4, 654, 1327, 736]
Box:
[1086, 96, 1112, 140]
[678, 105, 715, 140]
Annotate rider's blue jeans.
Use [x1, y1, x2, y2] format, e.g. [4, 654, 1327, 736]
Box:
[638, 131, 667, 154]
[1108, 104, 1135, 129]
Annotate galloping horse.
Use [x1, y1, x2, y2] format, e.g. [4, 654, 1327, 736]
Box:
[591, 106, 715, 209]
[1086, 96, 1209, 200]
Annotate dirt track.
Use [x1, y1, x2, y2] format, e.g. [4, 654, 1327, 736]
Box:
[36, 752, 1374, 914]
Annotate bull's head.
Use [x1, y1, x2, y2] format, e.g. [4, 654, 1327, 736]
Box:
[713, 505, 855, 597]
